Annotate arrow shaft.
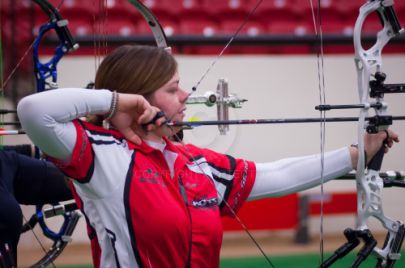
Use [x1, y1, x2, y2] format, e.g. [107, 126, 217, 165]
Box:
[169, 116, 405, 127]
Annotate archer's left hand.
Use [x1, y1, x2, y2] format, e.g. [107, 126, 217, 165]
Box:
[365, 129, 399, 160]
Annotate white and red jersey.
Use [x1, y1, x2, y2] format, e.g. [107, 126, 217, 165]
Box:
[18, 88, 354, 267]
[52, 120, 256, 268]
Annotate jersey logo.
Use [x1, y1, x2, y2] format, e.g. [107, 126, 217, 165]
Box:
[192, 196, 218, 208]
[139, 168, 167, 188]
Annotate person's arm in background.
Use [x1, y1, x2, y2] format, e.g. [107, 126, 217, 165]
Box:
[1, 147, 73, 205]
[2, 144, 36, 158]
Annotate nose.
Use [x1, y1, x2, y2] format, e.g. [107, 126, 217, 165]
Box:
[179, 87, 190, 103]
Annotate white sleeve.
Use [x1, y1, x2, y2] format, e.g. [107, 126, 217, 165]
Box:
[17, 88, 113, 161]
[248, 147, 353, 200]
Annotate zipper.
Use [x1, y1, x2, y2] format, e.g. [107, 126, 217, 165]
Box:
[178, 175, 192, 268]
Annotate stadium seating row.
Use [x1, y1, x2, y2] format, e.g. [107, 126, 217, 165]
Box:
[4, 0, 405, 19]
[2, 0, 404, 55]
[2, 0, 405, 38]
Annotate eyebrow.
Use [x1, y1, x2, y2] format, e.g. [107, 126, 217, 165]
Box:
[168, 79, 179, 86]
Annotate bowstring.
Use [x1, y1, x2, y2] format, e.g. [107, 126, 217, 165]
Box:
[2, 42, 35, 89]
[102, 0, 108, 57]
[93, 0, 104, 71]
[309, 0, 327, 264]
[1, 0, 35, 89]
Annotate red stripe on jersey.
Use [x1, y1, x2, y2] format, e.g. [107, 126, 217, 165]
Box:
[69, 182, 101, 268]
[47, 120, 94, 182]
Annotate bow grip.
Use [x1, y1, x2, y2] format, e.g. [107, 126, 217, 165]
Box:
[367, 144, 385, 171]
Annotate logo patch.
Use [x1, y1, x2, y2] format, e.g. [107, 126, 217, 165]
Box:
[192, 196, 218, 208]
[139, 168, 166, 188]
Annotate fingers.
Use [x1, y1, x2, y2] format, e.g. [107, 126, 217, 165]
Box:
[383, 129, 399, 148]
[141, 111, 167, 132]
[380, 129, 400, 153]
[136, 100, 156, 124]
[136, 100, 166, 128]
[386, 128, 400, 143]
[120, 128, 142, 145]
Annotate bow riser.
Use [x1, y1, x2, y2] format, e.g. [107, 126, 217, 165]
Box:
[354, 0, 404, 265]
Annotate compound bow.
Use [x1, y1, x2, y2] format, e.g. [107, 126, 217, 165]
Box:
[317, 1, 405, 267]
[16, 1, 81, 267]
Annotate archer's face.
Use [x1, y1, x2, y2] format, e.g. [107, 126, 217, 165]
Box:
[149, 71, 188, 122]
[148, 71, 188, 135]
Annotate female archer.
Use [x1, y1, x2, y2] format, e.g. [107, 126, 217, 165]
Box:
[17, 45, 399, 268]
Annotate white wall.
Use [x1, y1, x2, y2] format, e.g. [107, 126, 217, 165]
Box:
[13, 53, 405, 247]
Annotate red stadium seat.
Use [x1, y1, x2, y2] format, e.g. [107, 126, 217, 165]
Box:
[140, 0, 205, 17]
[267, 20, 312, 35]
[1, 0, 32, 16]
[321, 20, 354, 54]
[293, 0, 343, 22]
[136, 17, 180, 37]
[266, 20, 312, 54]
[219, 19, 270, 54]
[53, 0, 96, 18]
[95, 17, 137, 37]
[219, 19, 265, 35]
[320, 18, 352, 34]
[201, 0, 250, 19]
[179, 17, 219, 35]
[335, 0, 365, 19]
[361, 11, 384, 34]
[253, 0, 296, 21]
[178, 18, 221, 54]
[67, 18, 93, 37]
[393, 1, 405, 25]
[102, 0, 139, 18]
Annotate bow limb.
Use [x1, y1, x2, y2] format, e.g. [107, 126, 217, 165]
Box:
[127, 0, 170, 52]
[21, 205, 81, 268]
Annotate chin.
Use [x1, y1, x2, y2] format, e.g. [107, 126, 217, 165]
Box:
[159, 125, 177, 138]
[171, 115, 184, 122]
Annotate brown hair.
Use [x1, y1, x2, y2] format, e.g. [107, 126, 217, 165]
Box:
[91, 45, 177, 125]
